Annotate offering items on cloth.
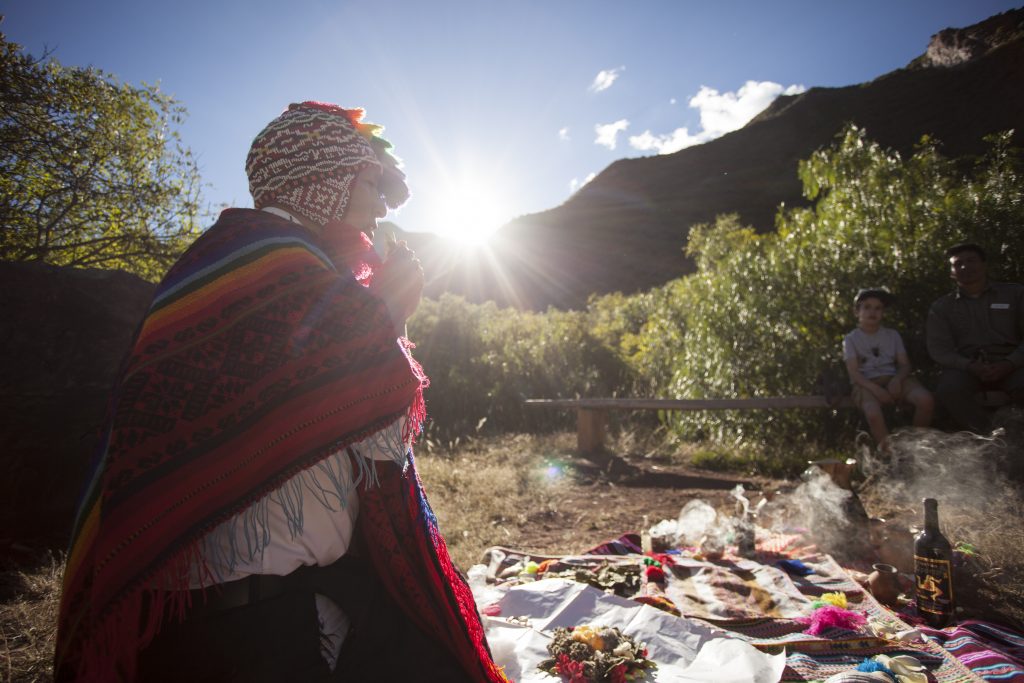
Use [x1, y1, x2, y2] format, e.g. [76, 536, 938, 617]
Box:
[539, 624, 655, 682]
[473, 578, 787, 682]
[474, 533, 1019, 683]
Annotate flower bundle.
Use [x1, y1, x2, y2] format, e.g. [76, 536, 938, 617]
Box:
[539, 624, 655, 682]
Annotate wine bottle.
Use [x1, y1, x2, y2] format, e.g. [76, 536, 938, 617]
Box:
[913, 498, 954, 627]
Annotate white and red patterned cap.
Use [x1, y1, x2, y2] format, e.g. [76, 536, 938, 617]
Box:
[246, 101, 409, 226]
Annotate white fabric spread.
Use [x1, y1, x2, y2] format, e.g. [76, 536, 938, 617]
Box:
[471, 577, 786, 682]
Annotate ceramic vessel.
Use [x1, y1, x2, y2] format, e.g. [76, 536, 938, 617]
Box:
[867, 562, 901, 606]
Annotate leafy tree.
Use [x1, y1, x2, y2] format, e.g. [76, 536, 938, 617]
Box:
[659, 125, 1024, 444]
[0, 31, 204, 280]
[408, 294, 635, 441]
[353, 125, 1024, 457]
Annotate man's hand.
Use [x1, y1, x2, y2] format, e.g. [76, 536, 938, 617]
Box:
[967, 361, 989, 381]
[979, 360, 1015, 383]
[370, 240, 424, 331]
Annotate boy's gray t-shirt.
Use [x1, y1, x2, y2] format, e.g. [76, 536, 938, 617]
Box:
[842, 327, 906, 379]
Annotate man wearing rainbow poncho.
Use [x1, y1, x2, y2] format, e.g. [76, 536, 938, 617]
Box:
[55, 102, 508, 683]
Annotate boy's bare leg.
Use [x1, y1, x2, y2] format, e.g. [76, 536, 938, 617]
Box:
[860, 394, 890, 449]
[904, 382, 934, 428]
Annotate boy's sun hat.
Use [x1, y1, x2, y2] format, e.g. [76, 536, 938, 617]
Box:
[854, 288, 895, 307]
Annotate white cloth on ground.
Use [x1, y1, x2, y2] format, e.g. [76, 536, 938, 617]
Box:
[471, 576, 786, 682]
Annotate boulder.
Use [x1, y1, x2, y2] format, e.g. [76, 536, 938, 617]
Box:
[0, 261, 154, 544]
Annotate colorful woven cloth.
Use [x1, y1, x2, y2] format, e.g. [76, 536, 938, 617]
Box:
[55, 209, 505, 682]
[484, 534, 1015, 682]
[914, 620, 1024, 682]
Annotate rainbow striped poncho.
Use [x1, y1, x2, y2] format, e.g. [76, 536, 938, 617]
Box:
[54, 208, 507, 682]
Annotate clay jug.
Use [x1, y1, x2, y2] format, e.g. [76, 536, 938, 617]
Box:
[867, 563, 901, 606]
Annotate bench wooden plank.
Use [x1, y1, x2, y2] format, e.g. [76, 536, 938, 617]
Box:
[525, 396, 851, 455]
[526, 396, 844, 410]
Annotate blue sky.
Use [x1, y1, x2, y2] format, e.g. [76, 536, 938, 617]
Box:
[4, 0, 1021, 242]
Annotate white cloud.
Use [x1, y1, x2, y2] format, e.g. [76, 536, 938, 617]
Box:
[669, 97, 677, 105]
[590, 66, 625, 93]
[629, 80, 806, 155]
[629, 127, 708, 154]
[570, 172, 597, 194]
[691, 80, 806, 137]
[594, 119, 629, 150]
[558, 127, 570, 141]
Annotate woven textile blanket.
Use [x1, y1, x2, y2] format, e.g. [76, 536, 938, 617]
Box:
[54, 209, 505, 683]
[481, 534, 1023, 682]
[913, 620, 1024, 682]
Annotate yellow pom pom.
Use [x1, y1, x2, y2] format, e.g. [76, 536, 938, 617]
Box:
[821, 592, 848, 609]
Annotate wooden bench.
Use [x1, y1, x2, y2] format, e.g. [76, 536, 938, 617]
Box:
[524, 396, 852, 455]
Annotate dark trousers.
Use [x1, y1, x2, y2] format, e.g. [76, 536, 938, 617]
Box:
[137, 555, 474, 682]
[935, 366, 1024, 432]
[136, 589, 330, 682]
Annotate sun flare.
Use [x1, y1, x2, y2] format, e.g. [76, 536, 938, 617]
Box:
[428, 180, 511, 247]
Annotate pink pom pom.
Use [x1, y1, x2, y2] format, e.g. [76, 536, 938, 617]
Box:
[481, 603, 502, 617]
[796, 605, 866, 635]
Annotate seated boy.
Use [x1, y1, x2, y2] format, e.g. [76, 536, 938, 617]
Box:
[843, 288, 934, 449]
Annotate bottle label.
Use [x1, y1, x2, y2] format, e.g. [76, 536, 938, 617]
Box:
[914, 555, 954, 616]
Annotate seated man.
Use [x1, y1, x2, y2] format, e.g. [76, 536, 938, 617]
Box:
[926, 243, 1024, 432]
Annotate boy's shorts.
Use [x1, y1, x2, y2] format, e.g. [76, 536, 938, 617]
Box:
[851, 375, 925, 409]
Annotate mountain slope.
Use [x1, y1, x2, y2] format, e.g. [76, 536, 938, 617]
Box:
[415, 9, 1024, 310]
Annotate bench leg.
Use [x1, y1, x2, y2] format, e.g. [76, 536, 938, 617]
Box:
[577, 408, 607, 455]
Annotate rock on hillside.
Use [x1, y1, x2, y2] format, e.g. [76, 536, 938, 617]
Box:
[909, 7, 1024, 68]
[418, 9, 1024, 310]
[0, 261, 155, 542]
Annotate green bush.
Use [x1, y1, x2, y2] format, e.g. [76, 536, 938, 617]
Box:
[659, 125, 1023, 443]
[0, 32, 204, 280]
[407, 126, 1023, 453]
[408, 294, 638, 441]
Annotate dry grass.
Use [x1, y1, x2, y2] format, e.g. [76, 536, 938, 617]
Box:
[0, 548, 61, 683]
[417, 432, 578, 570]
[944, 496, 1024, 628]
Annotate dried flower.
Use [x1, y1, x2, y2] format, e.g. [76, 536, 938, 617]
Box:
[539, 624, 656, 682]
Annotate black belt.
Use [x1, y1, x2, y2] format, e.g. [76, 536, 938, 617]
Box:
[187, 573, 290, 618]
[182, 553, 372, 621]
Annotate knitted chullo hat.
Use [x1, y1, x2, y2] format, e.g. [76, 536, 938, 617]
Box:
[246, 101, 410, 226]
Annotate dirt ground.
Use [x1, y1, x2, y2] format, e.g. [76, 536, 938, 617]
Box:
[504, 451, 781, 557]
[493, 446, 1024, 633]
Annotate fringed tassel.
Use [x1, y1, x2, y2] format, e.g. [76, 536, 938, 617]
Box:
[61, 537, 209, 683]
[62, 592, 140, 683]
[399, 337, 429, 446]
[194, 417, 411, 588]
[65, 398, 424, 681]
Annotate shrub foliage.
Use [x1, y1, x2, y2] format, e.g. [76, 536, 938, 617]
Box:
[410, 125, 1024, 446]
[0, 32, 204, 280]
